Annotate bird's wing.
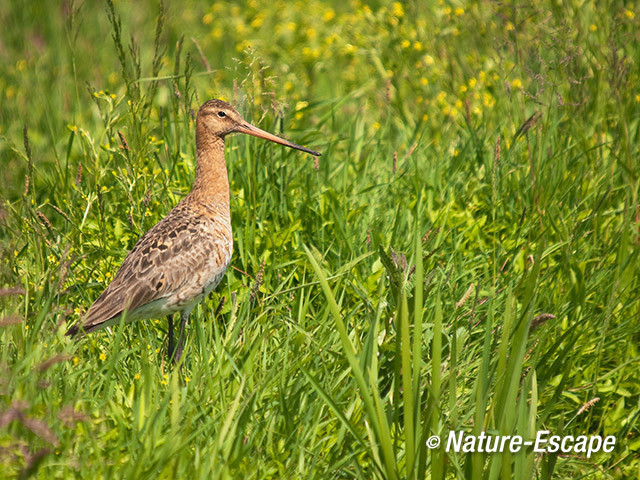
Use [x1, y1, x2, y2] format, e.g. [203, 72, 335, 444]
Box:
[70, 209, 230, 335]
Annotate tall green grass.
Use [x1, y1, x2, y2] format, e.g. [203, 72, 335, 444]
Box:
[1, 0, 639, 478]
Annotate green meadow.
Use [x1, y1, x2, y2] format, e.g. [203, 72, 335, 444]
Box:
[1, 0, 639, 478]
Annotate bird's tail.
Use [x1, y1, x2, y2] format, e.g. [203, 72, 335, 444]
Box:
[65, 322, 86, 338]
[65, 319, 105, 338]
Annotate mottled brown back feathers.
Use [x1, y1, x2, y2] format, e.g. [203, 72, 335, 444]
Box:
[68, 200, 232, 335]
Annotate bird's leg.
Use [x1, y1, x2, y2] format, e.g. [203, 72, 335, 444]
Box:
[173, 310, 189, 364]
[167, 315, 175, 361]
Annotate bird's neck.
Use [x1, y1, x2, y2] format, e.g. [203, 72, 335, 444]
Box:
[188, 130, 230, 210]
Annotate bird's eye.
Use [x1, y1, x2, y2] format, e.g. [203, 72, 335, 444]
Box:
[217, 111, 226, 118]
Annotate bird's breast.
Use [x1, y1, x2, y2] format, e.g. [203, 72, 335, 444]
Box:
[201, 235, 233, 294]
[170, 218, 233, 309]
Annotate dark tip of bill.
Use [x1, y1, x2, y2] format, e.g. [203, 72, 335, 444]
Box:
[304, 145, 321, 156]
[292, 142, 321, 156]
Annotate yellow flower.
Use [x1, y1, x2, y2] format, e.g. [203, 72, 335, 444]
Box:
[624, 9, 635, 19]
[295, 101, 308, 111]
[343, 44, 357, 54]
[323, 9, 335, 22]
[443, 6, 452, 15]
[202, 13, 213, 25]
[468, 77, 477, 88]
[373, 122, 381, 130]
[392, 2, 404, 17]
[505, 21, 515, 31]
[413, 41, 423, 51]
[422, 114, 428, 121]
[401, 39, 411, 49]
[250, 16, 264, 28]
[483, 92, 495, 107]
[454, 7, 464, 16]
[134, 373, 140, 380]
[99, 352, 107, 361]
[511, 78, 523, 89]
[235, 40, 251, 52]
[420, 77, 429, 86]
[423, 55, 435, 66]
[589, 24, 597, 32]
[73, 357, 79, 365]
[185, 376, 191, 383]
[302, 47, 320, 59]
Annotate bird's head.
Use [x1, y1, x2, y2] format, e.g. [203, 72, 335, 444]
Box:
[197, 99, 320, 156]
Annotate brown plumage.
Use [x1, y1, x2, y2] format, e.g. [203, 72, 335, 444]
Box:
[67, 99, 320, 362]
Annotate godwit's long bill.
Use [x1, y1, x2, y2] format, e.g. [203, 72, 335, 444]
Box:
[67, 99, 320, 363]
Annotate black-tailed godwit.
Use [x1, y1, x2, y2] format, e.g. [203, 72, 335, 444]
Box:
[67, 99, 320, 363]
